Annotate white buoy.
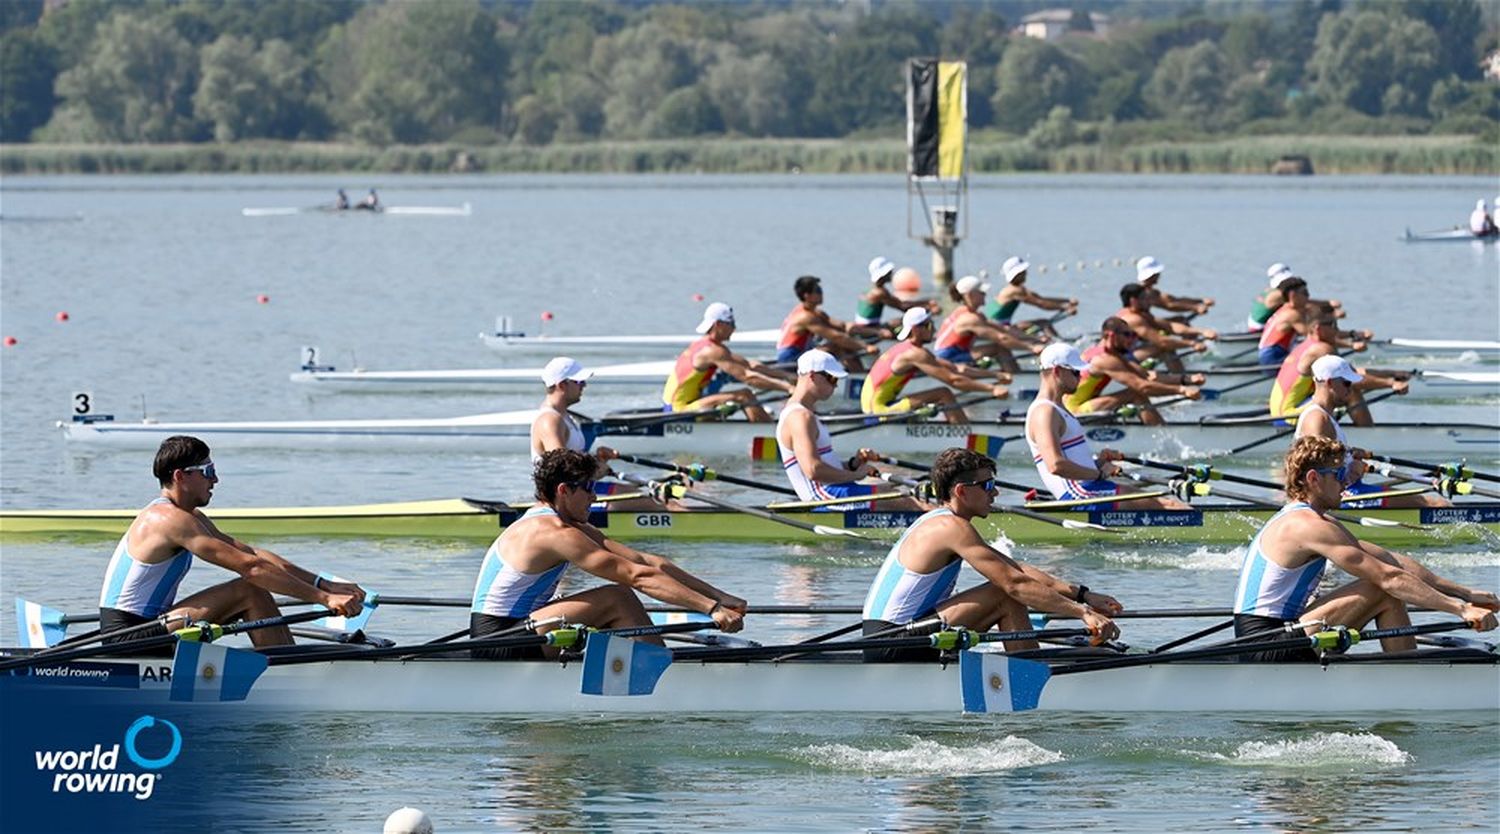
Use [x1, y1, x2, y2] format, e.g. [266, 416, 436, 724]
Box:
[385, 807, 433, 834]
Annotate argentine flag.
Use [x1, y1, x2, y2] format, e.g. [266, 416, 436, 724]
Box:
[958, 651, 1050, 713]
[170, 641, 269, 702]
[580, 633, 673, 696]
[15, 598, 68, 648]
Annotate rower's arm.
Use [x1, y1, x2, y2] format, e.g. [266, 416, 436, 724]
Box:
[564, 533, 721, 614]
[1311, 524, 1472, 616]
[600, 538, 746, 611]
[1357, 541, 1499, 610]
[717, 351, 796, 393]
[786, 409, 866, 485]
[802, 318, 869, 352]
[953, 531, 1102, 623]
[909, 353, 1005, 393]
[1026, 406, 1103, 481]
[1107, 357, 1186, 397]
[176, 523, 346, 609]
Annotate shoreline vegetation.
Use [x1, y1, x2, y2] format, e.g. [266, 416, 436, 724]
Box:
[2, 135, 1493, 176]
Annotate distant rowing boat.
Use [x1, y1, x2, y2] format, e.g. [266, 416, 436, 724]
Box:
[242, 203, 472, 217]
[479, 327, 780, 352]
[54, 408, 1500, 458]
[5, 500, 1496, 548]
[1404, 227, 1500, 243]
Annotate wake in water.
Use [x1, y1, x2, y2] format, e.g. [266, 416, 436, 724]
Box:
[793, 735, 1063, 775]
[1190, 732, 1411, 768]
[1098, 544, 1246, 571]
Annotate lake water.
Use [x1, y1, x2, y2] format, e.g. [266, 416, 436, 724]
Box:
[1, 173, 1497, 833]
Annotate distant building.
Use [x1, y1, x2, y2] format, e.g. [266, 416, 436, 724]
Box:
[1484, 49, 1500, 82]
[1018, 9, 1111, 42]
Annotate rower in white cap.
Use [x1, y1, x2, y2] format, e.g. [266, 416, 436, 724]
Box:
[535, 357, 669, 509]
[1247, 262, 1344, 333]
[1469, 198, 1498, 238]
[1133, 256, 1214, 323]
[1027, 342, 1189, 510]
[1293, 354, 1443, 510]
[983, 255, 1078, 340]
[777, 349, 926, 511]
[933, 274, 1039, 373]
[663, 302, 795, 422]
[860, 307, 1010, 424]
[853, 256, 938, 329]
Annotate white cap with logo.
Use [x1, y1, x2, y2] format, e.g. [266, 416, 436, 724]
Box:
[897, 306, 931, 339]
[954, 275, 990, 295]
[1266, 262, 1295, 288]
[1038, 342, 1091, 372]
[695, 302, 735, 334]
[868, 256, 896, 283]
[796, 349, 848, 378]
[1002, 256, 1030, 283]
[1311, 355, 1362, 384]
[1135, 256, 1164, 283]
[542, 357, 593, 387]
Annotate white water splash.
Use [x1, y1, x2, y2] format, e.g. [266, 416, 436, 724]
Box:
[1200, 732, 1411, 768]
[1100, 544, 1245, 570]
[794, 735, 1063, 775]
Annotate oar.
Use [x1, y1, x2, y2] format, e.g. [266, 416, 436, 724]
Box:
[1367, 455, 1500, 486]
[764, 492, 909, 510]
[672, 626, 1090, 663]
[1023, 490, 1169, 510]
[880, 472, 1120, 533]
[1212, 386, 1402, 454]
[827, 394, 998, 437]
[615, 473, 885, 542]
[1126, 457, 1445, 506]
[1371, 463, 1500, 499]
[0, 608, 335, 671]
[1119, 469, 1431, 531]
[616, 453, 797, 496]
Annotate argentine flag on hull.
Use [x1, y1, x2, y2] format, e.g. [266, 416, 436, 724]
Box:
[580, 633, 674, 696]
[958, 651, 1051, 713]
[170, 641, 268, 702]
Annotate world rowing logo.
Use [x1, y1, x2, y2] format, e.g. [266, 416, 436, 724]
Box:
[33, 714, 181, 800]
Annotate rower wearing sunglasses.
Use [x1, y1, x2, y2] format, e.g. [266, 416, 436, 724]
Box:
[860, 447, 1122, 661]
[470, 448, 747, 657]
[534, 356, 666, 510]
[97, 435, 366, 652]
[1062, 317, 1204, 428]
[1232, 435, 1496, 660]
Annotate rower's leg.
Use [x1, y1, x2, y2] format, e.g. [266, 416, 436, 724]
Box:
[171, 579, 291, 647]
[907, 388, 968, 424]
[533, 585, 657, 649]
[1301, 579, 1415, 652]
[935, 584, 1039, 651]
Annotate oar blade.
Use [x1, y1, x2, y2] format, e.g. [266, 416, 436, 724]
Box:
[15, 598, 68, 648]
[312, 578, 379, 632]
[958, 651, 1051, 713]
[649, 611, 712, 626]
[580, 632, 674, 696]
[169, 641, 269, 703]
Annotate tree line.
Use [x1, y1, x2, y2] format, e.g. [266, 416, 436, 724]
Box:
[2, 0, 1496, 149]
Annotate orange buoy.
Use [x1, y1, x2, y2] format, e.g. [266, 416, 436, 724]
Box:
[692, 293, 705, 302]
[3, 336, 16, 346]
[892, 267, 922, 298]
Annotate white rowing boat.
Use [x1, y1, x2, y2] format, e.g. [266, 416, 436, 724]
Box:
[242, 203, 472, 217]
[1404, 227, 1500, 243]
[479, 328, 781, 352]
[56, 409, 1500, 458]
[7, 650, 1495, 713]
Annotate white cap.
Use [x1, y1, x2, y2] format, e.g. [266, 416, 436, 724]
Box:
[1311, 355, 1363, 384]
[695, 302, 735, 334]
[896, 306, 931, 339]
[954, 275, 989, 295]
[1038, 342, 1090, 372]
[1266, 262, 1289, 279]
[1135, 256, 1163, 283]
[796, 349, 848, 378]
[868, 256, 895, 283]
[1269, 266, 1295, 288]
[542, 357, 593, 387]
[1002, 256, 1030, 283]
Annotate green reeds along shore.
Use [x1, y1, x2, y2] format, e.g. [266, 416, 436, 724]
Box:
[1, 135, 1493, 176]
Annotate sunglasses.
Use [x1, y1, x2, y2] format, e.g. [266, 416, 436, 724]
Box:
[1313, 464, 1348, 485]
[957, 477, 997, 494]
[181, 461, 216, 479]
[566, 479, 596, 494]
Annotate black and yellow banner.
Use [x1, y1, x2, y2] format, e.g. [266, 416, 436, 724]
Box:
[907, 60, 966, 180]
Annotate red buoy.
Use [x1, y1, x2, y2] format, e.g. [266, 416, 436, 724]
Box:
[541, 311, 554, 322]
[56, 311, 70, 322]
[692, 293, 705, 302]
[257, 294, 270, 304]
[3, 336, 16, 347]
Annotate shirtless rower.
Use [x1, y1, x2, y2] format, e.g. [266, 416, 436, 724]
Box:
[1231, 435, 1495, 660]
[983, 256, 1077, 340]
[469, 449, 747, 657]
[1293, 355, 1442, 510]
[860, 308, 1010, 424]
[1268, 314, 1405, 423]
[1133, 256, 1214, 322]
[778, 275, 884, 370]
[1029, 342, 1190, 510]
[1247, 263, 1342, 333]
[1116, 283, 1214, 374]
[933, 275, 1037, 373]
[777, 349, 925, 511]
[99, 436, 365, 650]
[663, 302, 795, 423]
[1077, 313, 1205, 426]
[860, 447, 1123, 661]
[854, 256, 938, 329]
[1257, 277, 1372, 370]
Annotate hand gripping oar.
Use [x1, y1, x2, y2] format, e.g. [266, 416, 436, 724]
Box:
[1367, 461, 1500, 500]
[1119, 468, 1431, 532]
[614, 472, 884, 543]
[1124, 457, 1442, 509]
[880, 471, 1120, 533]
[616, 453, 797, 496]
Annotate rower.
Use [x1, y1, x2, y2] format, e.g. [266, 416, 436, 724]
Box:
[1064, 317, 1203, 426]
[779, 275, 884, 370]
[334, 188, 350, 210]
[933, 274, 1037, 373]
[1293, 355, 1441, 510]
[534, 357, 666, 509]
[1248, 263, 1342, 333]
[1231, 435, 1496, 660]
[860, 447, 1123, 661]
[357, 189, 380, 210]
[777, 349, 925, 511]
[983, 256, 1077, 340]
[1116, 283, 1214, 374]
[1134, 256, 1214, 322]
[1029, 342, 1189, 509]
[1257, 278, 1371, 371]
[1470, 198, 1498, 238]
[663, 302, 795, 423]
[469, 448, 747, 657]
[98, 435, 365, 651]
[854, 256, 938, 329]
[860, 307, 1010, 424]
[1268, 314, 1404, 422]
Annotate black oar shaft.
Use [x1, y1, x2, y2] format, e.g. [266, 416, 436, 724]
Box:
[672, 627, 1089, 662]
[617, 454, 797, 496]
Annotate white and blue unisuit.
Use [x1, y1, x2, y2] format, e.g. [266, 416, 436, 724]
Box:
[98, 498, 194, 617]
[862, 509, 963, 623]
[470, 506, 573, 618]
[1233, 502, 1327, 620]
